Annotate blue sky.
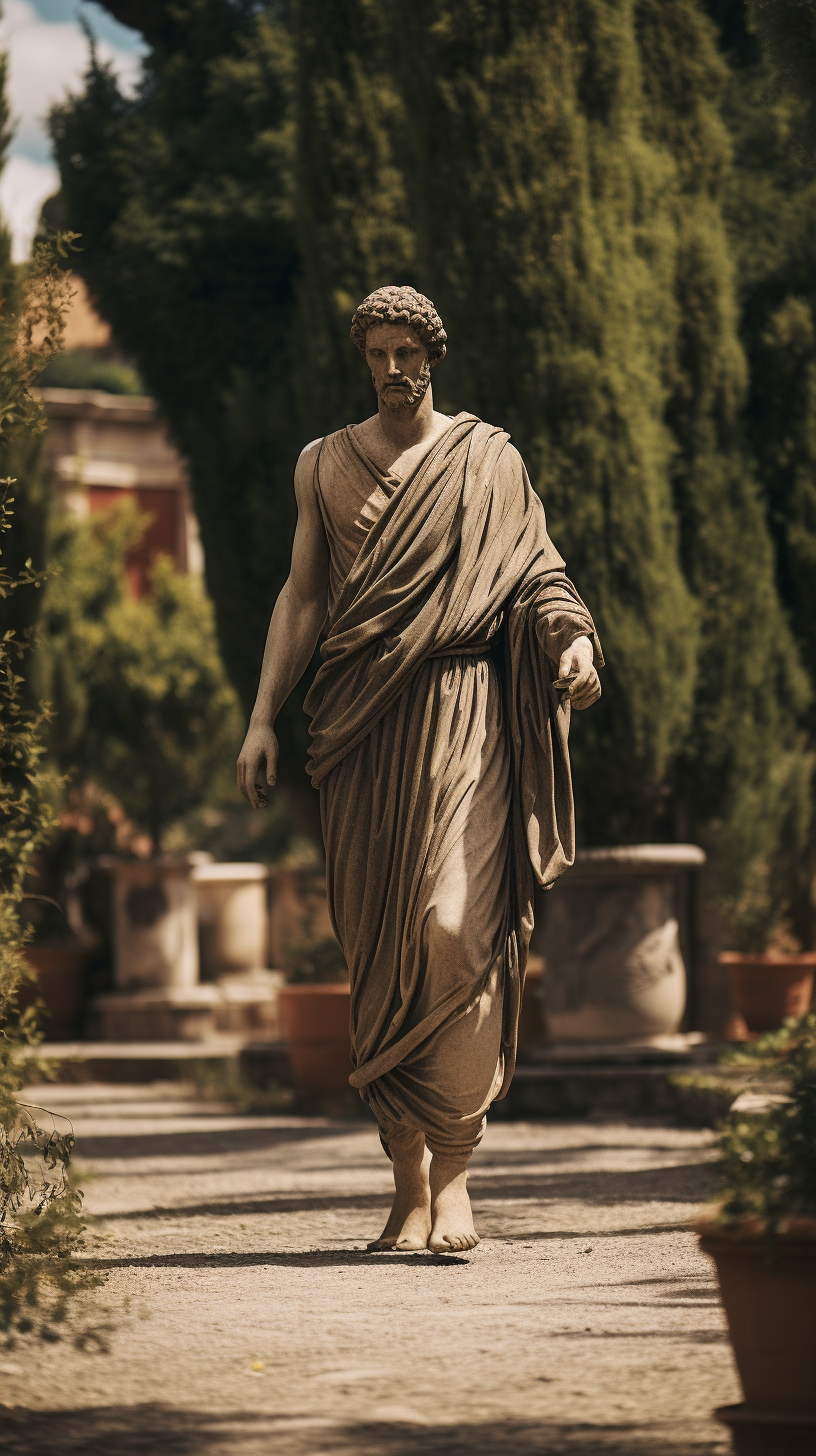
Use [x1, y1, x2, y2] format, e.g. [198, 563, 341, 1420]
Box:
[0, 0, 145, 258]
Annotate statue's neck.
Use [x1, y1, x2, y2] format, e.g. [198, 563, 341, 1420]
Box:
[376, 384, 436, 449]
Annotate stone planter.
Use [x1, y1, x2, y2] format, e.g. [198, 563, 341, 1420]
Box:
[278, 984, 351, 1095]
[720, 953, 816, 1036]
[697, 1218, 816, 1452]
[102, 856, 200, 990]
[536, 844, 705, 1043]
[19, 943, 88, 1040]
[192, 862, 269, 979]
[94, 855, 216, 1040]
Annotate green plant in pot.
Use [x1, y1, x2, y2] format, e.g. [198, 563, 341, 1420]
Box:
[694, 1014, 816, 1449]
[717, 839, 816, 1039]
[278, 927, 350, 1099]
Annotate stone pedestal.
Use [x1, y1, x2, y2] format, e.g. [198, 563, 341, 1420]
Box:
[94, 855, 218, 1040]
[104, 856, 200, 990]
[535, 844, 705, 1043]
[192, 863, 282, 1034]
[192, 862, 269, 978]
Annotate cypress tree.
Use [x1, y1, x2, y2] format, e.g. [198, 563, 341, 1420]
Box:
[291, 0, 414, 438]
[635, 0, 810, 952]
[390, 0, 699, 845]
[389, 0, 810, 953]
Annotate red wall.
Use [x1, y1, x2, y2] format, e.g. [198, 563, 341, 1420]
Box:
[87, 487, 183, 598]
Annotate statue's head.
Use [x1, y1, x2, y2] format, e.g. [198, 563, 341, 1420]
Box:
[350, 286, 446, 411]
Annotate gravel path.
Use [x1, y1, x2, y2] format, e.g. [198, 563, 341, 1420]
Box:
[1, 1083, 739, 1455]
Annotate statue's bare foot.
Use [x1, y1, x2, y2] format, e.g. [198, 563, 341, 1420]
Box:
[428, 1153, 479, 1253]
[368, 1132, 431, 1251]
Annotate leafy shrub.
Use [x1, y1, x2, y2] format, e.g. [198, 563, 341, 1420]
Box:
[712, 1013, 816, 1227]
[0, 235, 93, 1340]
[35, 501, 244, 851]
[39, 347, 144, 396]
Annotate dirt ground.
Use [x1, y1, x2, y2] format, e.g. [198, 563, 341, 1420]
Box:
[0, 1083, 740, 1456]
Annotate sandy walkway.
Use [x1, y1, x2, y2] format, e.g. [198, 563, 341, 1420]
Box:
[1, 1083, 738, 1454]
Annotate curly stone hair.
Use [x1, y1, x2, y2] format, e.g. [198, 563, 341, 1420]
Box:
[350, 286, 447, 366]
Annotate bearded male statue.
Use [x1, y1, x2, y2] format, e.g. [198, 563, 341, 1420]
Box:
[237, 286, 602, 1253]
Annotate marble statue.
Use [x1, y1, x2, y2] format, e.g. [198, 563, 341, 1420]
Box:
[237, 286, 602, 1252]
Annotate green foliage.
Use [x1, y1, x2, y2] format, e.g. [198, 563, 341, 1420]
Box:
[35, 501, 244, 848]
[637, 0, 810, 952]
[393, 0, 699, 843]
[713, 1012, 816, 1225]
[47, 0, 815, 945]
[39, 348, 144, 396]
[291, 0, 414, 438]
[283, 935, 348, 986]
[48, 5, 303, 749]
[747, 0, 816, 153]
[0, 226, 93, 1338]
[703, 1, 816, 944]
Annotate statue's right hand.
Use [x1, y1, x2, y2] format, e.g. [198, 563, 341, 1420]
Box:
[237, 721, 279, 809]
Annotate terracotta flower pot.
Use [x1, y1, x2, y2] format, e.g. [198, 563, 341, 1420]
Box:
[719, 953, 816, 1034]
[697, 1219, 816, 1413]
[19, 944, 88, 1040]
[278, 984, 351, 1095]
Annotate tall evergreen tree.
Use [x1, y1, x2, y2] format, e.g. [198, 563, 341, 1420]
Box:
[636, 0, 811, 946]
[389, 0, 699, 844]
[291, 0, 414, 438]
[389, 0, 809, 946]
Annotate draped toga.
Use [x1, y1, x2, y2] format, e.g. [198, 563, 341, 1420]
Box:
[304, 412, 602, 1157]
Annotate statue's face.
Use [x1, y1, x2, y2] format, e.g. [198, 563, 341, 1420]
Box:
[365, 322, 430, 410]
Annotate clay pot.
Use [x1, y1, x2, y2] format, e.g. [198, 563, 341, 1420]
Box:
[537, 844, 705, 1042]
[278, 984, 351, 1095]
[719, 953, 815, 1035]
[19, 943, 87, 1040]
[698, 1222, 816, 1413]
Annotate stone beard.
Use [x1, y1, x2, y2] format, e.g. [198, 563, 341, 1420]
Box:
[374, 357, 431, 410]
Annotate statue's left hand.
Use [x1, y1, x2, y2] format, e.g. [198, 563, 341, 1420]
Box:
[237, 720, 279, 809]
[556, 636, 601, 710]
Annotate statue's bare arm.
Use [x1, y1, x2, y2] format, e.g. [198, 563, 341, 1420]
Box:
[237, 440, 329, 808]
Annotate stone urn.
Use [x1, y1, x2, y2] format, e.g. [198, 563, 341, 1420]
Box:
[536, 844, 706, 1043]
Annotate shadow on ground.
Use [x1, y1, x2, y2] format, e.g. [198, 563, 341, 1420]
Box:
[0, 1407, 729, 1456]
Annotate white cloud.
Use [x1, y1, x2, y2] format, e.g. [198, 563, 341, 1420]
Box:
[0, 152, 59, 260]
[0, 0, 143, 256]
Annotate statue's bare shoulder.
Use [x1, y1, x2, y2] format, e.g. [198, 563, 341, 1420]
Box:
[294, 436, 324, 502]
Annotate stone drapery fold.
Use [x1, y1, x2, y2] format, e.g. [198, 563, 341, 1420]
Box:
[305, 413, 601, 1138]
